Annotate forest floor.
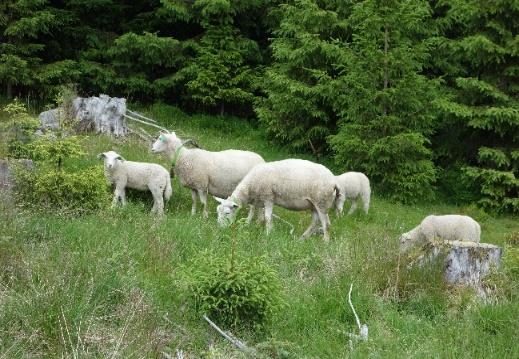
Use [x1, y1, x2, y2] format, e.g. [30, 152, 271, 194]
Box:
[1, 104, 518, 358]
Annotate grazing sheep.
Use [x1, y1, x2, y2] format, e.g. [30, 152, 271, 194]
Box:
[215, 159, 338, 242]
[98, 151, 172, 215]
[400, 215, 481, 252]
[151, 131, 265, 219]
[335, 171, 371, 215]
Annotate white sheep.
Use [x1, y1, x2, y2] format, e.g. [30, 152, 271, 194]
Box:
[215, 159, 338, 242]
[98, 151, 172, 215]
[335, 171, 371, 215]
[400, 215, 481, 251]
[151, 131, 265, 219]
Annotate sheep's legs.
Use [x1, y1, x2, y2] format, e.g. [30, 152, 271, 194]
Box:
[246, 205, 255, 224]
[256, 206, 265, 223]
[111, 192, 118, 208]
[111, 187, 126, 208]
[150, 188, 164, 216]
[317, 210, 330, 242]
[264, 202, 274, 234]
[190, 190, 197, 215]
[301, 210, 319, 240]
[348, 199, 358, 215]
[336, 194, 346, 216]
[198, 189, 208, 219]
[362, 193, 370, 214]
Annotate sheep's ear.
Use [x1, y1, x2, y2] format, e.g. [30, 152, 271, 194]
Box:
[97, 153, 106, 160]
[214, 197, 226, 204]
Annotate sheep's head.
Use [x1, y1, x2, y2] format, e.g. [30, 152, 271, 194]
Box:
[214, 197, 240, 227]
[399, 231, 414, 252]
[151, 130, 174, 154]
[97, 151, 125, 170]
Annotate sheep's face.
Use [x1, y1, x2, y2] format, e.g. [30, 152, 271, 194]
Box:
[97, 151, 125, 170]
[214, 197, 240, 227]
[399, 231, 413, 252]
[151, 131, 175, 154]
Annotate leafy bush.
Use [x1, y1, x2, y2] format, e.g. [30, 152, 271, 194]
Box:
[1, 101, 39, 158]
[14, 165, 110, 214]
[23, 135, 84, 168]
[181, 252, 285, 329]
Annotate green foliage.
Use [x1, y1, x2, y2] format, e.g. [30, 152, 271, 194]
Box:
[14, 165, 110, 214]
[171, 0, 264, 115]
[24, 135, 84, 168]
[2, 97, 108, 213]
[108, 32, 182, 100]
[0, 0, 518, 207]
[330, 0, 439, 202]
[437, 164, 479, 204]
[255, 0, 349, 153]
[432, 0, 519, 213]
[181, 251, 284, 329]
[0, 100, 39, 157]
[0, 0, 75, 98]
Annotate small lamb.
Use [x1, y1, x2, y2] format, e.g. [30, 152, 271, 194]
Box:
[215, 159, 338, 242]
[335, 171, 371, 215]
[151, 131, 265, 219]
[400, 214, 481, 251]
[98, 151, 172, 215]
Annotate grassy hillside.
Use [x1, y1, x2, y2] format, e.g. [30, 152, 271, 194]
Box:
[1, 104, 518, 358]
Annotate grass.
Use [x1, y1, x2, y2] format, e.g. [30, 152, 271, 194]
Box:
[1, 103, 518, 358]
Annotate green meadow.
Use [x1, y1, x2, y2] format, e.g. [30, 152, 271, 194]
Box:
[1, 104, 518, 358]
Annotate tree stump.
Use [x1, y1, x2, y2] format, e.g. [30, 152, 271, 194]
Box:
[73, 94, 128, 136]
[411, 240, 502, 297]
[37, 94, 128, 136]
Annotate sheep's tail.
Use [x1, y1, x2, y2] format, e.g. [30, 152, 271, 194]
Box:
[164, 177, 173, 201]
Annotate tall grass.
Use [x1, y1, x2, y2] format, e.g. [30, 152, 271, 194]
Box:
[0, 104, 518, 357]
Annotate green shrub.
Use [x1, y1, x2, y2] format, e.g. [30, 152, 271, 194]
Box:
[1, 101, 39, 158]
[181, 252, 285, 330]
[14, 165, 110, 214]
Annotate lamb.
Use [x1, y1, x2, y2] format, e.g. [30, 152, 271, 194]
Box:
[98, 151, 172, 215]
[399, 215, 481, 252]
[151, 131, 265, 219]
[334, 171, 371, 215]
[215, 159, 338, 242]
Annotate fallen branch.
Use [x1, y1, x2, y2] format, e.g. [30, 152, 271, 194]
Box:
[203, 315, 248, 352]
[347, 284, 368, 342]
[128, 127, 153, 142]
[127, 109, 157, 123]
[123, 113, 169, 132]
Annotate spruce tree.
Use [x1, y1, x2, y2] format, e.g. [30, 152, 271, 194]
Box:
[0, 0, 57, 98]
[170, 0, 265, 115]
[432, 0, 519, 213]
[329, 0, 439, 202]
[255, 0, 350, 154]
